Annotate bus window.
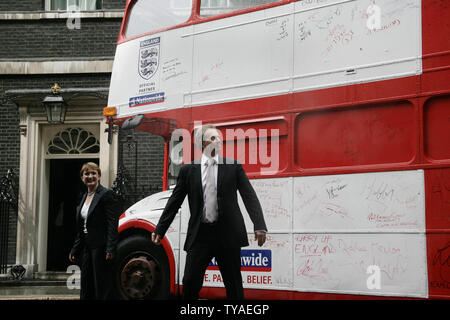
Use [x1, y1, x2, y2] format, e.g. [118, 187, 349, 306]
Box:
[125, 0, 193, 38]
[49, 0, 101, 10]
[200, 0, 282, 17]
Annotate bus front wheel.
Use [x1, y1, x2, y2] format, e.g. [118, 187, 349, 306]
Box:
[114, 234, 170, 300]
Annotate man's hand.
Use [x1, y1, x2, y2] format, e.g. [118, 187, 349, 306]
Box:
[254, 231, 266, 247]
[152, 233, 161, 245]
[68, 254, 76, 263]
[106, 252, 115, 260]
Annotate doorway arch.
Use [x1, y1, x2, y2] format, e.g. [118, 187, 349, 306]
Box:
[38, 124, 101, 272]
[45, 127, 100, 271]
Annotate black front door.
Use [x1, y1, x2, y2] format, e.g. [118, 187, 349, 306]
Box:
[46, 158, 99, 271]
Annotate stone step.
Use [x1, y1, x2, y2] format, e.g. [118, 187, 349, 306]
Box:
[0, 272, 75, 287]
[0, 279, 68, 287]
[0, 272, 80, 300]
[33, 271, 72, 281]
[0, 285, 79, 300]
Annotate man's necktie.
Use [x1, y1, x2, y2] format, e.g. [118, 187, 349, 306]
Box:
[204, 158, 218, 223]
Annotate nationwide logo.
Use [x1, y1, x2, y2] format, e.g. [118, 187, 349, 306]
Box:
[207, 249, 272, 272]
[129, 92, 165, 108]
[138, 37, 160, 80]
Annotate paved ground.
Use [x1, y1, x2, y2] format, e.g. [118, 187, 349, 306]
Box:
[0, 280, 80, 300]
[0, 287, 79, 300]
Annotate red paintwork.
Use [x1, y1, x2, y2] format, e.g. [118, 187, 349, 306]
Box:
[423, 96, 450, 162]
[421, 1, 450, 300]
[426, 233, 450, 299]
[425, 168, 450, 299]
[115, 0, 450, 299]
[294, 100, 417, 169]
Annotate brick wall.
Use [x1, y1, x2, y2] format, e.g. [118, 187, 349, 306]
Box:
[0, 1, 43, 11]
[118, 129, 165, 209]
[0, 19, 122, 59]
[0, 93, 20, 266]
[103, 0, 127, 10]
[0, 93, 20, 265]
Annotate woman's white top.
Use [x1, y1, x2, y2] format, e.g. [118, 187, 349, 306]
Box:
[80, 200, 91, 234]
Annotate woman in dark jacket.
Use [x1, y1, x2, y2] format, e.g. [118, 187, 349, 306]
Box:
[69, 162, 119, 300]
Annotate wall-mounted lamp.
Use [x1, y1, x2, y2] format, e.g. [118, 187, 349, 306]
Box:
[42, 83, 67, 124]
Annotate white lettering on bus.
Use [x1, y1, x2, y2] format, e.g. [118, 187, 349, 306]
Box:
[169, 122, 280, 175]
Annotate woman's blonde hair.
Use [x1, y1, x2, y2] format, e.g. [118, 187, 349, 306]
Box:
[80, 162, 101, 177]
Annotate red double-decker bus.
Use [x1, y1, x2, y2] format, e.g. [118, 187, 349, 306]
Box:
[104, 0, 450, 300]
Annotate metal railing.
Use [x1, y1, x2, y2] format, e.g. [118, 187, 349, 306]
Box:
[112, 129, 162, 213]
[0, 169, 17, 275]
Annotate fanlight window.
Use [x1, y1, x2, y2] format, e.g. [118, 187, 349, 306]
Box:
[47, 128, 100, 155]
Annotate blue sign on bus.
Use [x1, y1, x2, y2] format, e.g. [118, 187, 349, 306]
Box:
[207, 249, 272, 272]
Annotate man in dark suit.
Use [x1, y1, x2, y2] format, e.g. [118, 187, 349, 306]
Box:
[152, 124, 267, 300]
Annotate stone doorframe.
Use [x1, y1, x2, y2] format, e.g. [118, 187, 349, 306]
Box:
[9, 90, 118, 277]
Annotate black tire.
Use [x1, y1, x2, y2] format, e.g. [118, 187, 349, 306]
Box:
[112, 233, 171, 300]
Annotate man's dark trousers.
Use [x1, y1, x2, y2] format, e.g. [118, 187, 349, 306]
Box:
[182, 223, 243, 300]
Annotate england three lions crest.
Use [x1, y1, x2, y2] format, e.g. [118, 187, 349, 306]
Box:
[139, 37, 160, 80]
